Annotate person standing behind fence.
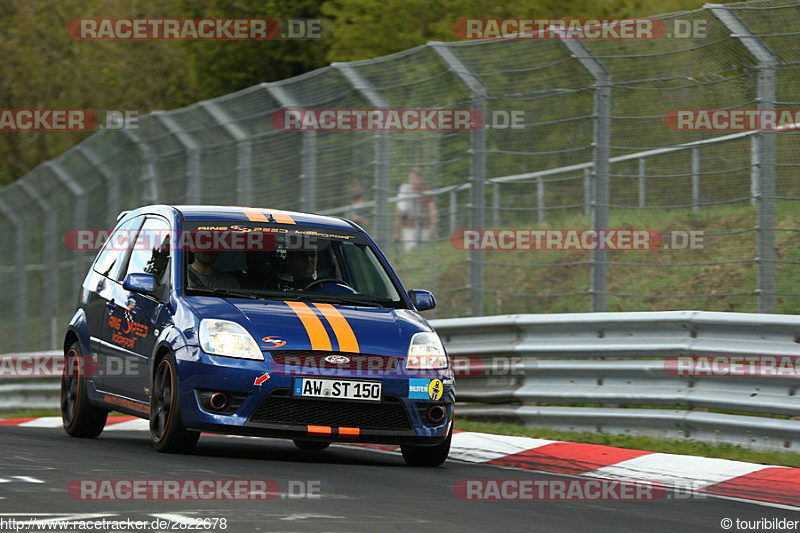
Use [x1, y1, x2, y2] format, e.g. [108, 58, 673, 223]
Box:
[394, 168, 438, 252]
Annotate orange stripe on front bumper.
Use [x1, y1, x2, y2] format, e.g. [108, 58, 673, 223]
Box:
[313, 303, 360, 353]
[307, 425, 331, 437]
[285, 301, 332, 351]
[338, 427, 360, 438]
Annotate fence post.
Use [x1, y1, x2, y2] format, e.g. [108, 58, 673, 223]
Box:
[493, 182, 501, 227]
[301, 131, 317, 211]
[0, 198, 26, 352]
[584, 167, 591, 216]
[332, 63, 391, 246]
[76, 139, 120, 224]
[199, 100, 253, 205]
[561, 39, 611, 313]
[45, 161, 87, 309]
[691, 147, 701, 212]
[431, 42, 487, 316]
[449, 189, 458, 236]
[638, 158, 646, 208]
[264, 83, 316, 212]
[153, 111, 201, 204]
[537, 176, 545, 223]
[711, 6, 776, 313]
[19, 180, 57, 350]
[123, 128, 160, 204]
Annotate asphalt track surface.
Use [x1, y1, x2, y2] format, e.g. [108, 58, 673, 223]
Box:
[0, 426, 797, 532]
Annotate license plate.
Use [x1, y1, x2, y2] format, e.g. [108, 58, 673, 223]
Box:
[293, 377, 382, 402]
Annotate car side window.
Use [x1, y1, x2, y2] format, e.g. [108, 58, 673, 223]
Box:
[92, 216, 144, 279]
[123, 217, 171, 285]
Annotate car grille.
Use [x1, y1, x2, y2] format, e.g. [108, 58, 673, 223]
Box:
[248, 389, 412, 430]
[268, 351, 401, 372]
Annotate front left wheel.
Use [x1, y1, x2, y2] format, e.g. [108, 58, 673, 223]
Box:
[61, 342, 108, 438]
[150, 352, 199, 453]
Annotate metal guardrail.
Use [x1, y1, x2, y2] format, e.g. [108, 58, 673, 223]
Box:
[429, 311, 800, 452]
[0, 351, 61, 411]
[3, 312, 800, 452]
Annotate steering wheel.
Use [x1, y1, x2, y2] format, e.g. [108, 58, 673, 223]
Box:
[303, 278, 356, 293]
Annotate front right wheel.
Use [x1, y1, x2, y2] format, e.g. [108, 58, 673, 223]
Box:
[293, 439, 331, 451]
[401, 422, 453, 467]
[150, 353, 199, 453]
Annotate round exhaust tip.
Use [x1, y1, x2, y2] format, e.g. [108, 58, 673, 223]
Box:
[209, 392, 228, 411]
[427, 405, 446, 424]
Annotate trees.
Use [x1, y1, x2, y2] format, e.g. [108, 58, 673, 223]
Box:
[0, 0, 714, 184]
[178, 0, 330, 99]
[320, 0, 709, 62]
[0, 0, 193, 185]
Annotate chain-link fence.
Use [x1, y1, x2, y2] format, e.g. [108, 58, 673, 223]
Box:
[1, 0, 799, 352]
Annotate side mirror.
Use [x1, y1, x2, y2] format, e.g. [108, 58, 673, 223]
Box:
[408, 289, 435, 311]
[123, 272, 157, 296]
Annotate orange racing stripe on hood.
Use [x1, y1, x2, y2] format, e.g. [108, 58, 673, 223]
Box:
[313, 303, 360, 353]
[285, 301, 332, 351]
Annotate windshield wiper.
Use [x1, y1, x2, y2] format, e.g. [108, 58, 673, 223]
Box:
[185, 286, 262, 300]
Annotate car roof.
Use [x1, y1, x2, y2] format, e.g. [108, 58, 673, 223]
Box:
[169, 205, 357, 231]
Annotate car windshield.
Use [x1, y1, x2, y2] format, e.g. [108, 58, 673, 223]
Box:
[181, 221, 404, 307]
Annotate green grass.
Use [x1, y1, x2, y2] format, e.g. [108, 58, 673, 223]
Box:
[397, 201, 800, 318]
[457, 417, 800, 468]
[507, 402, 793, 420]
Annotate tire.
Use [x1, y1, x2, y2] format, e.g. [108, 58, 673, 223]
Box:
[61, 342, 108, 438]
[150, 352, 199, 453]
[293, 439, 331, 451]
[401, 422, 452, 467]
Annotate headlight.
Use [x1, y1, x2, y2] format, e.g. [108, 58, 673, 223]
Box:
[199, 319, 263, 360]
[406, 332, 448, 369]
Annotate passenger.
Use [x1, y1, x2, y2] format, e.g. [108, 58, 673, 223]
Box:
[186, 250, 240, 289]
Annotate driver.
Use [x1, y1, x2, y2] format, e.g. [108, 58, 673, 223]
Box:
[271, 248, 318, 291]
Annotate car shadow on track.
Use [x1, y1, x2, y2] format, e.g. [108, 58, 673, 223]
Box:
[99, 431, 406, 467]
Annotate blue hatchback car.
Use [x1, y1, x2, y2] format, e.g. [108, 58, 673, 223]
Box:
[61, 205, 454, 466]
